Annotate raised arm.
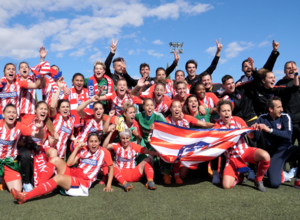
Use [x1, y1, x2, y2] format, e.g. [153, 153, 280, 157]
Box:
[50, 77, 65, 117]
[263, 40, 280, 71]
[202, 39, 222, 75]
[30, 119, 45, 139]
[39, 46, 48, 63]
[27, 75, 45, 89]
[104, 39, 118, 78]
[166, 52, 180, 77]
[102, 130, 115, 149]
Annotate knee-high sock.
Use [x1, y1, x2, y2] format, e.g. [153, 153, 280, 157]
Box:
[255, 160, 270, 182]
[113, 167, 126, 185]
[26, 179, 57, 200]
[39, 160, 55, 184]
[173, 163, 180, 176]
[144, 162, 154, 181]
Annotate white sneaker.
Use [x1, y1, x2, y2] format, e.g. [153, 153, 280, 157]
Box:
[283, 171, 291, 182]
[248, 170, 256, 180]
[212, 170, 220, 184]
[287, 167, 298, 179]
[23, 183, 34, 192]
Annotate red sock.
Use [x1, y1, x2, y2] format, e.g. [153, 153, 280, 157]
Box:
[144, 162, 154, 181]
[255, 160, 270, 182]
[39, 160, 55, 184]
[173, 163, 180, 176]
[26, 179, 57, 200]
[114, 167, 126, 185]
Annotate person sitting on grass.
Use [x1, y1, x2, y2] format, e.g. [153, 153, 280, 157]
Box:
[11, 133, 114, 204]
[213, 99, 270, 192]
[103, 128, 158, 192]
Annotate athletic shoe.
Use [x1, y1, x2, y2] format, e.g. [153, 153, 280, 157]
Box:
[163, 174, 172, 185]
[247, 170, 256, 181]
[174, 175, 183, 185]
[212, 170, 220, 184]
[123, 182, 133, 192]
[11, 188, 28, 204]
[283, 171, 291, 182]
[288, 167, 298, 179]
[145, 181, 157, 190]
[294, 178, 300, 189]
[23, 183, 34, 192]
[254, 181, 267, 192]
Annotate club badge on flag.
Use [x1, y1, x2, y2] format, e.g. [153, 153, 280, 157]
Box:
[150, 121, 253, 169]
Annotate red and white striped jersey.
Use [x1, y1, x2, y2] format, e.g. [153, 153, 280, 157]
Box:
[112, 142, 145, 169]
[0, 79, 29, 115]
[214, 116, 249, 158]
[141, 79, 174, 99]
[42, 76, 58, 107]
[166, 114, 198, 128]
[75, 115, 108, 144]
[0, 120, 33, 159]
[154, 96, 172, 113]
[76, 147, 113, 182]
[105, 92, 143, 116]
[199, 92, 219, 108]
[18, 75, 37, 115]
[50, 113, 74, 158]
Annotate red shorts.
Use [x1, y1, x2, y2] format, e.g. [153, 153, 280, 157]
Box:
[120, 166, 142, 182]
[223, 147, 258, 179]
[20, 114, 35, 125]
[3, 165, 22, 183]
[63, 166, 90, 188]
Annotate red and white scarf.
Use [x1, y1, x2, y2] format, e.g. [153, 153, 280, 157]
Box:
[89, 75, 114, 94]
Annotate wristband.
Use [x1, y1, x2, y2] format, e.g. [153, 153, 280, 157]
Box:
[269, 128, 273, 134]
[294, 72, 298, 76]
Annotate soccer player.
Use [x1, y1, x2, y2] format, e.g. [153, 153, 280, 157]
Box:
[164, 100, 214, 184]
[84, 60, 114, 112]
[0, 63, 45, 117]
[97, 79, 143, 116]
[185, 39, 222, 86]
[172, 70, 191, 97]
[11, 133, 114, 204]
[103, 128, 158, 191]
[18, 101, 56, 191]
[139, 82, 172, 115]
[253, 97, 300, 189]
[0, 104, 44, 193]
[276, 62, 300, 177]
[173, 81, 190, 107]
[214, 99, 270, 192]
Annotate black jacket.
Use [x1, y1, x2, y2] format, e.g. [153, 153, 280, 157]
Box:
[276, 77, 300, 123]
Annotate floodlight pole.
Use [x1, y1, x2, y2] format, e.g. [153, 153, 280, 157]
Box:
[169, 42, 184, 71]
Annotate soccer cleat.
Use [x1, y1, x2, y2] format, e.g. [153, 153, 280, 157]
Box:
[294, 178, 300, 189]
[288, 167, 298, 179]
[23, 183, 34, 192]
[123, 182, 133, 192]
[212, 170, 220, 184]
[247, 170, 256, 181]
[145, 181, 157, 190]
[254, 181, 267, 192]
[163, 174, 172, 185]
[174, 175, 183, 185]
[11, 188, 28, 204]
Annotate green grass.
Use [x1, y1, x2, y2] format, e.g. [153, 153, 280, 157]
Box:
[1, 168, 300, 220]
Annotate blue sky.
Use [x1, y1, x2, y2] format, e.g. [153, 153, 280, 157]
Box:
[0, 0, 299, 99]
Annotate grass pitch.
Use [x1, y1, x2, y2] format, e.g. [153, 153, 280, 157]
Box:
[1, 167, 300, 220]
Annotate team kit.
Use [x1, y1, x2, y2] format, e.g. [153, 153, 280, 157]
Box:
[0, 38, 300, 205]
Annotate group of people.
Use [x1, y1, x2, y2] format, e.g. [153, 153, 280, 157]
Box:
[0, 38, 300, 205]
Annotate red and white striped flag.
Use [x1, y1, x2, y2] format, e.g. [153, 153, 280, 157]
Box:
[150, 121, 253, 169]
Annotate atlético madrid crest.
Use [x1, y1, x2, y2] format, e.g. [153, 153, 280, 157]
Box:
[276, 123, 282, 129]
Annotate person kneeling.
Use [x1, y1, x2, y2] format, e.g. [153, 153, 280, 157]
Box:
[103, 128, 158, 192]
[11, 133, 114, 204]
[214, 100, 270, 192]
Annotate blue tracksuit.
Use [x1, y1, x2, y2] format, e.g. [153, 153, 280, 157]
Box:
[255, 113, 300, 188]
